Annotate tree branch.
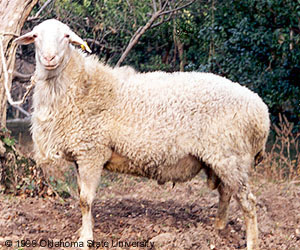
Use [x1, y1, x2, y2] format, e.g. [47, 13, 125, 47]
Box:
[13, 71, 32, 81]
[86, 38, 116, 51]
[116, 11, 162, 67]
[13, 105, 31, 117]
[116, 0, 195, 67]
[159, 0, 195, 16]
[28, 0, 54, 20]
[0, 36, 33, 117]
[152, 0, 158, 12]
[151, 14, 173, 28]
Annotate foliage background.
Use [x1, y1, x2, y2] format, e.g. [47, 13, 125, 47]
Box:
[17, 0, 300, 128]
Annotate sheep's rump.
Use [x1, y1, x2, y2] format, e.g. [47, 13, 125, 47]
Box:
[107, 71, 269, 187]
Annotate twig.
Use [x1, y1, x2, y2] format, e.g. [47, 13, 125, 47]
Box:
[152, 0, 158, 12]
[35, 0, 54, 18]
[0, 32, 19, 37]
[13, 71, 32, 81]
[27, 0, 54, 21]
[126, 0, 133, 13]
[14, 105, 31, 117]
[0, 35, 34, 117]
[86, 38, 115, 50]
[151, 14, 173, 28]
[158, 0, 195, 16]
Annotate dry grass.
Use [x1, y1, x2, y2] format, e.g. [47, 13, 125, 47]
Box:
[255, 114, 300, 182]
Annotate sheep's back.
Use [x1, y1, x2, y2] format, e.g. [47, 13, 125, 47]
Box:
[111, 71, 269, 167]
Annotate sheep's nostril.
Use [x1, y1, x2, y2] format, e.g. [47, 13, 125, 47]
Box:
[44, 55, 56, 62]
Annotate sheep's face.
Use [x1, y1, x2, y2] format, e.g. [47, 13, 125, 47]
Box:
[14, 19, 91, 71]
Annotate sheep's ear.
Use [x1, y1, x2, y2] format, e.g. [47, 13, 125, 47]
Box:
[68, 31, 92, 53]
[14, 31, 36, 45]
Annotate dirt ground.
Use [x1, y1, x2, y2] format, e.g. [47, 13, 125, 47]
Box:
[0, 170, 299, 250]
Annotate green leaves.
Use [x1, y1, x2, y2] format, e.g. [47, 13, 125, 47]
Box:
[3, 137, 15, 147]
[190, 0, 299, 128]
[32, 0, 299, 128]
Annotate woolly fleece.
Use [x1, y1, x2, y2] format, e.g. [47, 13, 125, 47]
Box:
[31, 48, 270, 191]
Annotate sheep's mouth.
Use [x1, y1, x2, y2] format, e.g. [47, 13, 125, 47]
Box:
[44, 64, 59, 70]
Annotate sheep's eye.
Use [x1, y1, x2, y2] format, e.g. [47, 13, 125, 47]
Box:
[33, 34, 37, 38]
[65, 34, 70, 38]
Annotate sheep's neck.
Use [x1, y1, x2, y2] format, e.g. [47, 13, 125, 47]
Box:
[33, 48, 116, 120]
[33, 56, 73, 111]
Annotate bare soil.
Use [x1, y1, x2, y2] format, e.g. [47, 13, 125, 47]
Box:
[0, 171, 299, 250]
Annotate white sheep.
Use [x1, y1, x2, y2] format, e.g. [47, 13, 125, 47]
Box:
[14, 19, 270, 250]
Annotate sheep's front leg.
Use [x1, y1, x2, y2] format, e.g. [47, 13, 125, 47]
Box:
[77, 166, 101, 248]
[215, 183, 231, 230]
[76, 149, 111, 249]
[235, 185, 259, 250]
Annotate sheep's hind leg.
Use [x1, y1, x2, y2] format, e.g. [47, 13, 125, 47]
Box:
[205, 167, 221, 190]
[215, 183, 232, 230]
[235, 184, 259, 250]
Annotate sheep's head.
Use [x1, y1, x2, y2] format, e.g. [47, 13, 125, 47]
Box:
[14, 19, 91, 71]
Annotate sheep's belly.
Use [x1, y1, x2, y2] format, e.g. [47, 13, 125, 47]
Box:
[104, 152, 203, 184]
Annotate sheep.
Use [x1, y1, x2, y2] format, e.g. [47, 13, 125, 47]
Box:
[113, 65, 137, 81]
[14, 19, 270, 250]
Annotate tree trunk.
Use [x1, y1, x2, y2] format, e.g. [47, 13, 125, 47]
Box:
[177, 39, 185, 72]
[172, 16, 185, 71]
[0, 0, 38, 128]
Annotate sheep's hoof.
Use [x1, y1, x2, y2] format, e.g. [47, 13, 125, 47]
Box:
[246, 241, 260, 250]
[246, 245, 260, 250]
[214, 218, 227, 230]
